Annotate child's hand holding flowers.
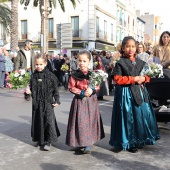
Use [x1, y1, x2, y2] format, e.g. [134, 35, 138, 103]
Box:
[135, 76, 146, 85]
[84, 88, 93, 97]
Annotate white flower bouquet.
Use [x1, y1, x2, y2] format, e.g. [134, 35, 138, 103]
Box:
[6, 69, 31, 89]
[140, 63, 164, 78]
[89, 70, 108, 87]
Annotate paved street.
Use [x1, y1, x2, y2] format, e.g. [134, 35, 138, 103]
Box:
[0, 88, 170, 170]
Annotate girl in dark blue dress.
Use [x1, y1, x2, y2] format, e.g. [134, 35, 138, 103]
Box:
[109, 36, 160, 153]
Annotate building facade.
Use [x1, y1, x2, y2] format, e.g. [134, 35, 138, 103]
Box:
[139, 13, 162, 45]
[0, 0, 162, 54]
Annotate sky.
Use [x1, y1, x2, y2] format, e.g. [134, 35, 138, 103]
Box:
[134, 0, 170, 31]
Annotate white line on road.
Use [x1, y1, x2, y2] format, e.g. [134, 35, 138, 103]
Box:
[98, 100, 113, 106]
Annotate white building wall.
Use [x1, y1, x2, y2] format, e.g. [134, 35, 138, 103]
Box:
[3, 0, 116, 54]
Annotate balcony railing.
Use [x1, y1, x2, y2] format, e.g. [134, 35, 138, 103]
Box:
[111, 34, 113, 41]
[21, 34, 27, 39]
[72, 29, 82, 38]
[96, 32, 99, 38]
[119, 18, 123, 25]
[124, 21, 126, 27]
[48, 33, 53, 38]
[96, 30, 109, 41]
[0, 34, 6, 41]
[104, 34, 107, 40]
[72, 30, 79, 37]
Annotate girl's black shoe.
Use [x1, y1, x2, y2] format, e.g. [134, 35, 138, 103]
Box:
[127, 147, 138, 153]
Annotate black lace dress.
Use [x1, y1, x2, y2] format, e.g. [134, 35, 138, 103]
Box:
[30, 68, 60, 145]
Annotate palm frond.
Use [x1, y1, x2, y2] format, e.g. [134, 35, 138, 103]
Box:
[58, 0, 65, 12]
[69, 0, 76, 8]
[20, 0, 25, 5]
[24, 0, 31, 6]
[33, 0, 39, 7]
[51, 0, 56, 8]
[0, 4, 11, 34]
[0, 0, 9, 2]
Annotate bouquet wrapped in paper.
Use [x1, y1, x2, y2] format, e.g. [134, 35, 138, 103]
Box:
[89, 70, 108, 87]
[140, 63, 164, 78]
[6, 69, 31, 89]
[61, 64, 69, 72]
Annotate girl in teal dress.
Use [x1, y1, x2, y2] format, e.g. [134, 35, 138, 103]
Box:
[109, 36, 160, 153]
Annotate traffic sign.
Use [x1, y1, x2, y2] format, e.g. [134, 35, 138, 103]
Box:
[56, 23, 72, 49]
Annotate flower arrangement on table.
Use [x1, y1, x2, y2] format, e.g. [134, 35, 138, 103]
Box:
[61, 64, 69, 72]
[89, 69, 108, 87]
[140, 63, 164, 78]
[6, 69, 31, 89]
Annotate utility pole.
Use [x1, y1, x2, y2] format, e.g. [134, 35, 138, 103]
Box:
[41, 0, 50, 54]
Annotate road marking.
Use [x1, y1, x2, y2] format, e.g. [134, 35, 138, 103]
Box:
[98, 100, 113, 106]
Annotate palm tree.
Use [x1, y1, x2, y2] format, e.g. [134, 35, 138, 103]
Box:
[11, 0, 18, 51]
[20, 0, 78, 53]
[0, 2, 11, 40]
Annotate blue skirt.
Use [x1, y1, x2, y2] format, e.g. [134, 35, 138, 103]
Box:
[109, 85, 160, 150]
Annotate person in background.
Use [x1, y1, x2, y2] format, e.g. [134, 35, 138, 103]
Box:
[92, 50, 102, 70]
[66, 50, 105, 154]
[15, 40, 35, 73]
[27, 54, 60, 151]
[153, 31, 170, 69]
[153, 31, 170, 108]
[136, 42, 150, 63]
[46, 54, 54, 72]
[70, 52, 78, 74]
[110, 42, 122, 69]
[92, 50, 109, 100]
[146, 44, 153, 56]
[12, 46, 20, 69]
[61, 57, 70, 90]
[58, 54, 65, 85]
[109, 36, 160, 153]
[102, 51, 113, 94]
[63, 54, 67, 58]
[4, 50, 13, 87]
[99, 50, 106, 59]
[110, 43, 122, 93]
[15, 39, 35, 101]
[53, 54, 60, 81]
[0, 48, 6, 88]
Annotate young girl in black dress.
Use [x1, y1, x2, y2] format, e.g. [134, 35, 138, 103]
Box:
[28, 53, 61, 151]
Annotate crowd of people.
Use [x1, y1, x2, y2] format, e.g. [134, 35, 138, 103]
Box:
[0, 31, 170, 153]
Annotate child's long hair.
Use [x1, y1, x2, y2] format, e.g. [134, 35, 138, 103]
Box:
[120, 36, 137, 55]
